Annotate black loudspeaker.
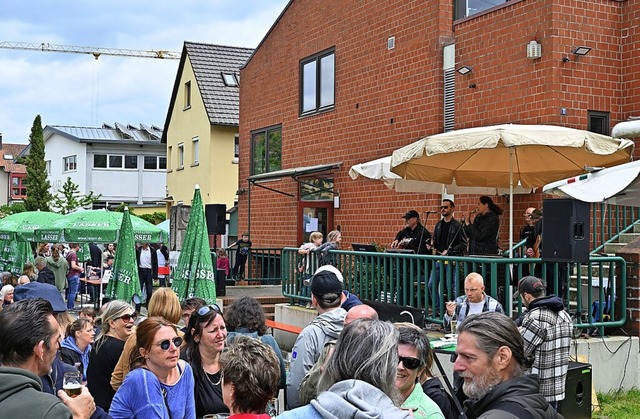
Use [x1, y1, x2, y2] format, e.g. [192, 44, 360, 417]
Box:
[542, 199, 590, 263]
[559, 362, 592, 419]
[205, 204, 227, 235]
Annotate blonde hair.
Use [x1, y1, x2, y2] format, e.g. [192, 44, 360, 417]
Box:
[309, 231, 323, 241]
[95, 300, 132, 351]
[148, 288, 182, 324]
[217, 248, 227, 258]
[327, 230, 341, 242]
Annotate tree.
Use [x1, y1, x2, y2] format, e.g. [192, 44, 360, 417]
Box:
[24, 115, 53, 211]
[52, 177, 101, 214]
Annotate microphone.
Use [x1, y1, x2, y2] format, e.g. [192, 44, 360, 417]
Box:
[470, 209, 478, 214]
[424, 210, 438, 215]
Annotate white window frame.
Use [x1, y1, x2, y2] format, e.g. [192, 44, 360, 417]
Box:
[192, 137, 200, 165]
[178, 143, 184, 170]
[63, 155, 77, 173]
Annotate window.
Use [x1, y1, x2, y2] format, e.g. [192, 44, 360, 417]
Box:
[168, 146, 172, 170]
[251, 126, 282, 175]
[10, 174, 26, 199]
[222, 73, 238, 87]
[455, 0, 508, 19]
[192, 137, 199, 165]
[45, 160, 51, 175]
[144, 156, 166, 170]
[178, 143, 184, 169]
[93, 154, 137, 169]
[300, 48, 335, 115]
[184, 81, 191, 109]
[64, 155, 77, 172]
[588, 111, 610, 136]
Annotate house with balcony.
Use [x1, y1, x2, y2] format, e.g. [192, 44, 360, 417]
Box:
[0, 143, 28, 205]
[43, 123, 166, 213]
[162, 41, 254, 244]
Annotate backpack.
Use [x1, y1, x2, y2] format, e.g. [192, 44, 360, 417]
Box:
[298, 340, 336, 405]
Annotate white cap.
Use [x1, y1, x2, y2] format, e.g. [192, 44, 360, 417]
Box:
[313, 265, 344, 283]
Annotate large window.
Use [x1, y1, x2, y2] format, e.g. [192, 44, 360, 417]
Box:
[300, 48, 335, 115]
[144, 156, 167, 170]
[251, 126, 282, 175]
[455, 0, 508, 19]
[10, 174, 26, 199]
[63, 155, 77, 172]
[93, 154, 137, 169]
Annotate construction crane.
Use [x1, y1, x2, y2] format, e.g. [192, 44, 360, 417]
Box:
[0, 41, 180, 60]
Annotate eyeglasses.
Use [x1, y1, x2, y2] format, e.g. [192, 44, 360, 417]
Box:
[398, 356, 422, 370]
[155, 336, 183, 351]
[118, 313, 138, 322]
[440, 206, 451, 209]
[197, 304, 223, 317]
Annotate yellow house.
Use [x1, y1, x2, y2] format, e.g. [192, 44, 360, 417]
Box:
[162, 42, 253, 231]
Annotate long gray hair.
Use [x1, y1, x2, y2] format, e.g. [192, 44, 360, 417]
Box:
[317, 318, 402, 405]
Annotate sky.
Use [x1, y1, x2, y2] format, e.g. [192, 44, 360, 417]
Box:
[0, 0, 290, 144]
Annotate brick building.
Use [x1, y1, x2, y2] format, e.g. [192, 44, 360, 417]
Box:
[238, 0, 640, 250]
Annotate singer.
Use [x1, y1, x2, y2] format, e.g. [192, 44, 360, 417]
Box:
[390, 210, 431, 254]
[463, 195, 503, 256]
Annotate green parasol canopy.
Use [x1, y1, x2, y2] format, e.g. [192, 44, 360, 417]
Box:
[0, 211, 64, 242]
[34, 209, 167, 243]
[104, 208, 142, 303]
[0, 239, 34, 275]
[171, 186, 217, 304]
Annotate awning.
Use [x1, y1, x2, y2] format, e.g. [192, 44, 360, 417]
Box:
[248, 162, 342, 183]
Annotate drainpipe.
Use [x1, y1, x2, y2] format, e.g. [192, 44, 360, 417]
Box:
[611, 117, 640, 139]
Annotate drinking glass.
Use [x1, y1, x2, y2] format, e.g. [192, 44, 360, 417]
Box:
[63, 371, 82, 398]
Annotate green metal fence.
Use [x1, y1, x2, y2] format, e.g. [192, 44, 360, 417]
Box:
[280, 248, 625, 332]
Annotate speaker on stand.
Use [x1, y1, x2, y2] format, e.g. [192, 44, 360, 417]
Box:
[559, 362, 592, 419]
[206, 204, 227, 296]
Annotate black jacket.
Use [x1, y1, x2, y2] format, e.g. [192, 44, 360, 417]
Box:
[432, 218, 467, 256]
[36, 266, 56, 286]
[422, 377, 458, 419]
[465, 210, 500, 255]
[395, 223, 431, 254]
[463, 374, 560, 419]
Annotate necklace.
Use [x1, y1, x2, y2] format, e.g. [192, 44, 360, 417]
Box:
[203, 367, 221, 386]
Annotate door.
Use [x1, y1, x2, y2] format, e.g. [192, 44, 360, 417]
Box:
[298, 201, 333, 245]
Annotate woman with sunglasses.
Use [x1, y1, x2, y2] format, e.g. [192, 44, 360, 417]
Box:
[87, 300, 137, 411]
[184, 304, 229, 417]
[111, 288, 184, 391]
[110, 316, 195, 419]
[395, 323, 445, 419]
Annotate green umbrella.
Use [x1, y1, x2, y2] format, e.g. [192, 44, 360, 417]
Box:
[34, 209, 167, 243]
[171, 186, 217, 304]
[0, 211, 64, 242]
[105, 208, 141, 304]
[0, 239, 34, 275]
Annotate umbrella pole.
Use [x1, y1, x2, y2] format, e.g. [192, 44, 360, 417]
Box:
[508, 148, 514, 315]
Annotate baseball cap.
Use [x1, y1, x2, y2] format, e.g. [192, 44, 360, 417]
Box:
[310, 266, 343, 303]
[514, 276, 545, 299]
[13, 282, 67, 313]
[402, 210, 420, 219]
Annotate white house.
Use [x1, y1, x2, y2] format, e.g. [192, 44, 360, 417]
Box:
[43, 123, 166, 211]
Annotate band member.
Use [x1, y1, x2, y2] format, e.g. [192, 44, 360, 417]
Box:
[391, 210, 431, 255]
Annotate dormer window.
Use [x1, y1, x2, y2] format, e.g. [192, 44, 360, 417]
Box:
[222, 73, 238, 87]
[3, 154, 13, 160]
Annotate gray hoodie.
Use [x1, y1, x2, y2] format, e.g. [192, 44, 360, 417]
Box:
[278, 379, 412, 419]
[286, 307, 347, 409]
[0, 366, 72, 418]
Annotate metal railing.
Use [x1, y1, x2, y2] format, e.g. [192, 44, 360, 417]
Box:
[591, 203, 639, 254]
[220, 247, 283, 285]
[280, 248, 625, 331]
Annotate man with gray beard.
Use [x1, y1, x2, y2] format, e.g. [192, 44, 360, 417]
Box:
[453, 312, 561, 418]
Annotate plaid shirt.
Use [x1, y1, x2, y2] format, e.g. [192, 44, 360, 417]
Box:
[520, 296, 572, 402]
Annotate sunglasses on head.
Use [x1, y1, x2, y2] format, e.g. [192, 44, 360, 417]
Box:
[197, 304, 223, 317]
[118, 313, 138, 322]
[156, 336, 183, 351]
[398, 356, 422, 370]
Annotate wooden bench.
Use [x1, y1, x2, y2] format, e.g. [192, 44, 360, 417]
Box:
[265, 319, 303, 335]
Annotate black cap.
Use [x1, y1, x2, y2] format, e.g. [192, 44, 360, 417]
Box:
[310, 268, 343, 303]
[402, 210, 420, 219]
[514, 276, 545, 299]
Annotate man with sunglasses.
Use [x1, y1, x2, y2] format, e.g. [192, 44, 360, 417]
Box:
[428, 199, 467, 317]
[286, 267, 347, 409]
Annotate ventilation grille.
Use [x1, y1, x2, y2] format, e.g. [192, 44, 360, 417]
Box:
[444, 68, 455, 132]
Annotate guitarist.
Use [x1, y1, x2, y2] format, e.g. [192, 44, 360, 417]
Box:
[391, 210, 431, 254]
[525, 209, 544, 280]
[520, 207, 537, 276]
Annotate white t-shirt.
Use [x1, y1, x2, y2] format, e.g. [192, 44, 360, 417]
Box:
[139, 247, 152, 269]
[468, 300, 485, 315]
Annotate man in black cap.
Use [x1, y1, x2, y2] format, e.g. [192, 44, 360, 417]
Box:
[515, 276, 572, 411]
[391, 210, 431, 254]
[286, 266, 347, 409]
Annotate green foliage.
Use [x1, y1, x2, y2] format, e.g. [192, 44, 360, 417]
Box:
[24, 115, 53, 211]
[52, 177, 101, 214]
[0, 203, 27, 218]
[596, 389, 640, 419]
[139, 211, 167, 225]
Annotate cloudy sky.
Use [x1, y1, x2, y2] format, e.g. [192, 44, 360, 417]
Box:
[0, 0, 289, 143]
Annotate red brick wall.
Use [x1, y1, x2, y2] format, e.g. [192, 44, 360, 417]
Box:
[239, 0, 637, 250]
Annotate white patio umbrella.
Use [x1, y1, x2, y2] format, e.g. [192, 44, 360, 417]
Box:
[543, 160, 640, 206]
[390, 124, 635, 258]
[349, 156, 532, 195]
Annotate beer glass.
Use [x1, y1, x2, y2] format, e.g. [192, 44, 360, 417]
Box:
[63, 371, 82, 398]
[450, 319, 458, 335]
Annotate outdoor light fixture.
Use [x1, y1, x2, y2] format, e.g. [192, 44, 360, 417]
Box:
[572, 46, 592, 56]
[456, 65, 472, 75]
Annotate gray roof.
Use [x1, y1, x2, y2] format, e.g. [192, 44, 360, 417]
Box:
[45, 123, 163, 144]
[185, 42, 254, 126]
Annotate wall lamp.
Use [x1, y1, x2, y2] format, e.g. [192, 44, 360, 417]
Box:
[456, 65, 473, 75]
[563, 46, 592, 62]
